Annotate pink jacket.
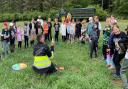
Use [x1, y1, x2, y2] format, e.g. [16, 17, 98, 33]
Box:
[17, 29, 22, 41]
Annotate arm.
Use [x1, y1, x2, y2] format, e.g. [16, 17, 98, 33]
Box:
[118, 32, 128, 43]
[98, 22, 102, 31]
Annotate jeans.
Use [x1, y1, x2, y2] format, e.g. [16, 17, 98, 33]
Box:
[2, 40, 10, 57]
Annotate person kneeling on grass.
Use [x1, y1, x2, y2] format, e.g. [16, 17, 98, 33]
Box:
[33, 34, 63, 75]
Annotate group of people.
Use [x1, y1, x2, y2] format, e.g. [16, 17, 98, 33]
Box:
[101, 16, 128, 89]
[0, 14, 128, 88]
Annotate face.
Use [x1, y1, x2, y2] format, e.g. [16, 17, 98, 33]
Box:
[55, 18, 58, 23]
[106, 18, 111, 26]
[48, 18, 51, 22]
[4, 25, 8, 29]
[113, 26, 120, 35]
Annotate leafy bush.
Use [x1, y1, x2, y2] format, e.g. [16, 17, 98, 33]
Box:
[0, 11, 58, 22]
[87, 5, 108, 20]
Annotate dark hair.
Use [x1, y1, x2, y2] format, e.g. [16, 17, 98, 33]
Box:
[37, 34, 45, 43]
[43, 17, 47, 21]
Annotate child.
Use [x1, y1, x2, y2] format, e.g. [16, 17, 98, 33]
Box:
[93, 16, 102, 39]
[87, 17, 94, 37]
[70, 19, 76, 43]
[30, 28, 36, 47]
[48, 18, 52, 41]
[80, 20, 87, 43]
[1, 23, 10, 58]
[89, 28, 98, 58]
[60, 17, 67, 42]
[75, 19, 82, 40]
[9, 23, 16, 53]
[16, 26, 23, 48]
[102, 17, 112, 60]
[36, 20, 43, 35]
[43, 17, 49, 41]
[54, 18, 60, 42]
[24, 22, 29, 48]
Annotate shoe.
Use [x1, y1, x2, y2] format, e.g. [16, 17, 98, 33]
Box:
[112, 73, 121, 79]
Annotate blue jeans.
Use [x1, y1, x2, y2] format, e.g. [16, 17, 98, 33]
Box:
[2, 40, 10, 57]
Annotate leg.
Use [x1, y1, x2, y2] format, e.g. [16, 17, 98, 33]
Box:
[19, 41, 22, 48]
[94, 40, 97, 58]
[26, 36, 29, 48]
[56, 31, 59, 42]
[121, 59, 128, 88]
[55, 32, 57, 42]
[113, 52, 125, 76]
[90, 40, 94, 58]
[24, 36, 26, 48]
[50, 30, 52, 40]
[18, 41, 20, 48]
[102, 45, 107, 60]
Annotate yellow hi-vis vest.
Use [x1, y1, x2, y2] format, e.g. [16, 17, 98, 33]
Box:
[34, 56, 52, 69]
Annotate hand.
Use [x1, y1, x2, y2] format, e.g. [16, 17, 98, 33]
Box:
[106, 49, 110, 52]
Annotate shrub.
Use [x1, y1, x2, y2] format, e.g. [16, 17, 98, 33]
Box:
[87, 5, 108, 21]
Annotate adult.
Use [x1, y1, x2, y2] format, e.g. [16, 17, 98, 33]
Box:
[33, 34, 57, 75]
[109, 24, 128, 77]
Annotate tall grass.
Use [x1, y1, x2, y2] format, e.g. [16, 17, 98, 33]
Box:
[0, 20, 128, 89]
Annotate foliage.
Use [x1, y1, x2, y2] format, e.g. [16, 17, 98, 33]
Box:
[87, 5, 108, 20]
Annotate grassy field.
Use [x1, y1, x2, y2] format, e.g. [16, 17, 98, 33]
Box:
[0, 20, 128, 89]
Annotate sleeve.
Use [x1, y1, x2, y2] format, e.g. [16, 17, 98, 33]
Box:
[1, 29, 4, 35]
[108, 34, 115, 49]
[98, 22, 102, 31]
[118, 32, 128, 43]
[45, 45, 52, 57]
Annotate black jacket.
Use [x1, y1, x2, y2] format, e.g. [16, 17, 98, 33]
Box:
[33, 43, 51, 57]
[109, 32, 128, 53]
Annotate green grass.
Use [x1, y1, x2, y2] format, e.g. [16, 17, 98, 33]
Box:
[0, 20, 128, 89]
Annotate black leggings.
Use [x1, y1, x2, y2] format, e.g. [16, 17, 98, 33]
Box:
[45, 33, 48, 41]
[48, 29, 52, 41]
[18, 41, 22, 48]
[24, 36, 29, 48]
[102, 45, 108, 60]
[32, 63, 57, 75]
[55, 31, 59, 42]
[62, 36, 66, 42]
[113, 51, 125, 76]
[90, 39, 98, 58]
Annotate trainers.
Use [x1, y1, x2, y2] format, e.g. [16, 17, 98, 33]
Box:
[112, 73, 121, 79]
